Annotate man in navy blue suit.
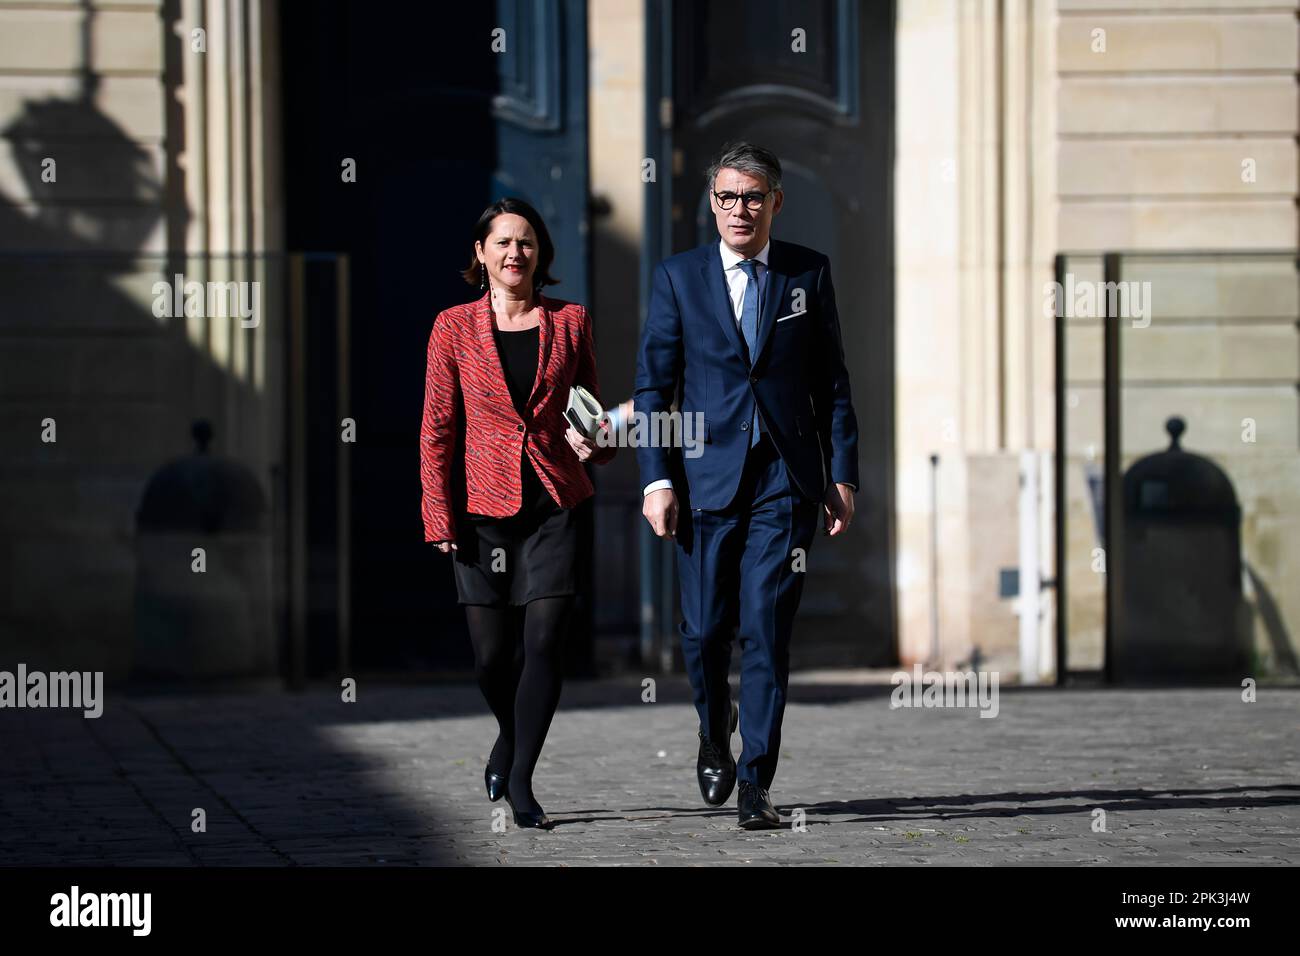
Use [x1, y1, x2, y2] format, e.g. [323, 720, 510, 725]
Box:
[635, 142, 859, 829]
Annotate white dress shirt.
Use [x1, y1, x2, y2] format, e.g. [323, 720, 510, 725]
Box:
[642, 240, 770, 498]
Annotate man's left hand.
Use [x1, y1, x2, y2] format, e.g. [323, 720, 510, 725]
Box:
[823, 483, 855, 536]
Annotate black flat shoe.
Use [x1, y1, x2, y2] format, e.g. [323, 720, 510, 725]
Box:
[484, 763, 508, 802]
[504, 791, 554, 830]
[696, 699, 739, 807]
[737, 781, 781, 830]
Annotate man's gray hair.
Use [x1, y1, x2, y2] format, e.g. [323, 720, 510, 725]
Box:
[705, 142, 783, 193]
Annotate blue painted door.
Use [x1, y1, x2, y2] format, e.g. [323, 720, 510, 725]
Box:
[491, 0, 591, 306]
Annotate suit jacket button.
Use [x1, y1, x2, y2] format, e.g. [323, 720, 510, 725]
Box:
[741, 421, 749, 430]
[749, 375, 757, 384]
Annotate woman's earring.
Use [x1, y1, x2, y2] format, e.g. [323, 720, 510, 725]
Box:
[480, 268, 486, 291]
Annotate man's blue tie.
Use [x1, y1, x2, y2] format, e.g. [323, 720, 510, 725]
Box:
[738, 259, 763, 447]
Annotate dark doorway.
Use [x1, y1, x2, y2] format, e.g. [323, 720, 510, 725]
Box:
[649, 0, 897, 667]
[280, 0, 591, 675]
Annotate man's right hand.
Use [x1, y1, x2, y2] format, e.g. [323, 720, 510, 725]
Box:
[432, 540, 457, 553]
[642, 489, 678, 539]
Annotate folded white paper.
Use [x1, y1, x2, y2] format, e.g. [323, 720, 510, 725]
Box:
[565, 384, 607, 440]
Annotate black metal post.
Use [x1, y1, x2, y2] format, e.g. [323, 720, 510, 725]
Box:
[1054, 253, 1067, 686]
[1102, 252, 1122, 685]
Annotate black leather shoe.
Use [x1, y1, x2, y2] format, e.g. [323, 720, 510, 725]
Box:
[505, 791, 554, 830]
[696, 699, 739, 807]
[737, 781, 781, 829]
[484, 763, 508, 802]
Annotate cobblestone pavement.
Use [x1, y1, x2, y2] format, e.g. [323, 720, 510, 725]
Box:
[1, 676, 1297, 866]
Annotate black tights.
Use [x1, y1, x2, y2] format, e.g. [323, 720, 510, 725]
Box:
[465, 596, 572, 814]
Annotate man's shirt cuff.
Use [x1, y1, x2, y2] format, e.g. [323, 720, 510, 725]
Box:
[604, 404, 623, 433]
[643, 478, 673, 497]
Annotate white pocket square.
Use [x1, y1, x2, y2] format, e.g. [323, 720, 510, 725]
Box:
[775, 310, 805, 323]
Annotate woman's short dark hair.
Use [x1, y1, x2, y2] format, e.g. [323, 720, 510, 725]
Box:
[461, 197, 559, 290]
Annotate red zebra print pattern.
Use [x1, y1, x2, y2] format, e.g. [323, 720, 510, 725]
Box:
[420, 290, 615, 543]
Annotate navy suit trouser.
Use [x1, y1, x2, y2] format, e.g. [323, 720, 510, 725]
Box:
[675, 432, 822, 789]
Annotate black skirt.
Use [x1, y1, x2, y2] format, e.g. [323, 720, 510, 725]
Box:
[451, 454, 578, 606]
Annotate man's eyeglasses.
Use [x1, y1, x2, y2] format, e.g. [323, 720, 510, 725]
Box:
[712, 189, 774, 211]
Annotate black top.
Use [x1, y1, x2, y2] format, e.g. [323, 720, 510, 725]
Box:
[493, 325, 539, 417]
[489, 324, 551, 513]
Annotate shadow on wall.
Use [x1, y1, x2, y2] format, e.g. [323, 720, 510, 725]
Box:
[0, 96, 277, 685]
[0, 84, 457, 866]
[1112, 416, 1298, 682]
[1245, 563, 1298, 676]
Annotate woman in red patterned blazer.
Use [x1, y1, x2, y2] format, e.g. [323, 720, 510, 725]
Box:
[420, 197, 615, 830]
